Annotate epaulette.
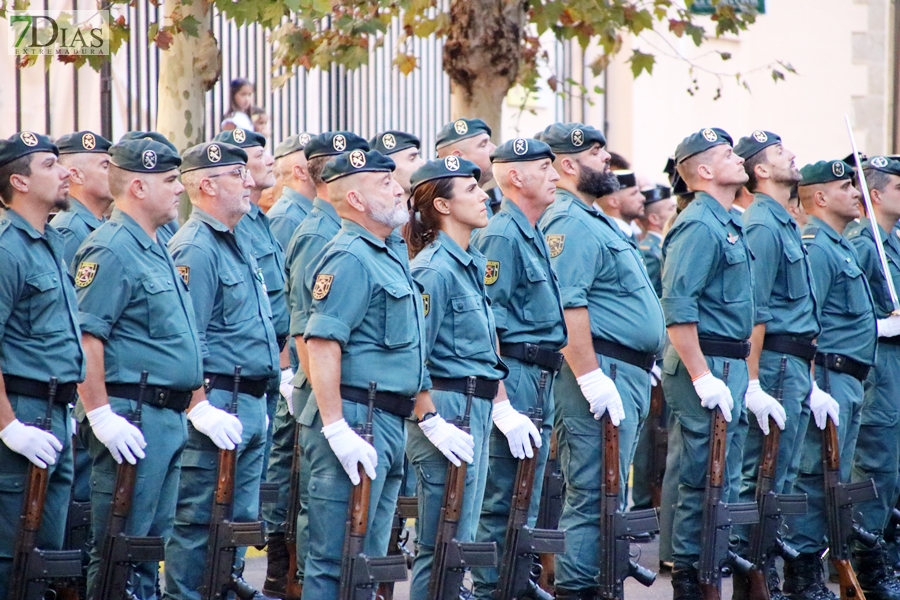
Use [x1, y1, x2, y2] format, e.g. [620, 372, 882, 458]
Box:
[801, 227, 819, 240]
[50, 210, 77, 229]
[0, 218, 10, 238]
[87, 220, 121, 246]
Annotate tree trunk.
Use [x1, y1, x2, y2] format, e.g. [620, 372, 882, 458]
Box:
[443, 0, 526, 141]
[156, 0, 220, 220]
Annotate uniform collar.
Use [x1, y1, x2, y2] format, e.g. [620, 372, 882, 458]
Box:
[695, 191, 742, 228]
[190, 206, 231, 233]
[499, 197, 536, 240]
[610, 215, 635, 238]
[436, 230, 473, 267]
[312, 197, 339, 223]
[5, 207, 46, 240]
[245, 202, 262, 221]
[68, 196, 104, 228]
[807, 215, 842, 243]
[110, 208, 154, 249]
[557, 187, 619, 230]
[340, 218, 388, 250]
[752, 193, 792, 225]
[280, 187, 314, 212]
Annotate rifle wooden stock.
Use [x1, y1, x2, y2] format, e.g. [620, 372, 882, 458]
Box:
[284, 421, 303, 599]
[537, 430, 561, 594]
[833, 558, 866, 600]
[648, 382, 667, 508]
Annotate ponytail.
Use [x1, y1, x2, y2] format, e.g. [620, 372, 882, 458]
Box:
[405, 177, 456, 258]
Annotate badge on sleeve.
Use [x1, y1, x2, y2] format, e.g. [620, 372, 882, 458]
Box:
[75, 262, 98, 287]
[485, 261, 500, 285]
[313, 274, 334, 300]
[422, 293, 430, 316]
[546, 234, 565, 258]
[177, 266, 190, 285]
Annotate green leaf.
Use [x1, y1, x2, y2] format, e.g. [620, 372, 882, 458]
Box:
[771, 69, 784, 82]
[629, 49, 654, 78]
[178, 14, 201, 37]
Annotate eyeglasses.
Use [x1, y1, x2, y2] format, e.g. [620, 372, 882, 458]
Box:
[207, 166, 248, 181]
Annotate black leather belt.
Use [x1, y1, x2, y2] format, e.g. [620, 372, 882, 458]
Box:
[204, 373, 269, 398]
[591, 338, 657, 372]
[762, 335, 818, 361]
[499, 343, 564, 372]
[879, 335, 900, 347]
[430, 377, 499, 400]
[698, 337, 751, 360]
[3, 375, 77, 405]
[276, 335, 288, 352]
[105, 383, 194, 412]
[814, 353, 871, 382]
[339, 385, 415, 418]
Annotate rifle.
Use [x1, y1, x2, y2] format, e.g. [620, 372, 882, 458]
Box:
[698, 362, 760, 600]
[428, 377, 498, 599]
[648, 378, 668, 508]
[598, 364, 659, 599]
[820, 357, 879, 600]
[744, 357, 808, 600]
[535, 429, 562, 594]
[282, 421, 303, 599]
[199, 366, 268, 600]
[92, 372, 166, 600]
[338, 382, 408, 600]
[493, 371, 566, 600]
[8, 378, 83, 600]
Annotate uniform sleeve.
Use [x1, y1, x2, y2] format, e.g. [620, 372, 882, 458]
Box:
[58, 227, 83, 273]
[170, 242, 217, 362]
[411, 265, 450, 390]
[803, 240, 835, 324]
[73, 246, 131, 341]
[640, 245, 663, 298]
[471, 233, 517, 333]
[304, 250, 371, 346]
[850, 232, 881, 295]
[0, 247, 22, 335]
[743, 224, 781, 325]
[661, 220, 718, 326]
[288, 233, 328, 337]
[544, 218, 601, 309]
[269, 215, 299, 253]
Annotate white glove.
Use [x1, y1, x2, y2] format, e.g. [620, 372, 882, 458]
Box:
[744, 380, 787, 435]
[279, 368, 294, 406]
[877, 315, 900, 338]
[87, 404, 147, 465]
[809, 381, 840, 430]
[492, 400, 541, 459]
[323, 418, 378, 485]
[188, 400, 243, 450]
[0, 419, 63, 468]
[419, 414, 475, 466]
[650, 364, 662, 387]
[693, 372, 734, 422]
[577, 368, 625, 425]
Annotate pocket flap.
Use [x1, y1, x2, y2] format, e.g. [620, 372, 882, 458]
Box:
[725, 247, 746, 265]
[451, 294, 481, 312]
[383, 281, 412, 299]
[220, 269, 244, 286]
[27, 272, 60, 292]
[141, 276, 175, 295]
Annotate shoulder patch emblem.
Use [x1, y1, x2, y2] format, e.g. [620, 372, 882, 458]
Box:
[485, 260, 500, 285]
[75, 262, 98, 287]
[312, 274, 334, 300]
[422, 293, 430, 316]
[547, 234, 565, 258]
[176, 265, 190, 285]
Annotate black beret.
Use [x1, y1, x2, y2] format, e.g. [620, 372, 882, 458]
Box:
[490, 137, 555, 164]
[409, 157, 481, 192]
[539, 122, 607, 154]
[674, 128, 733, 164]
[118, 131, 178, 153]
[734, 130, 781, 160]
[643, 184, 672, 205]
[181, 142, 248, 173]
[798, 160, 854, 186]
[369, 131, 420, 155]
[214, 128, 266, 149]
[303, 132, 369, 160]
[0, 132, 58, 168]
[843, 152, 867, 168]
[663, 156, 691, 197]
[321, 149, 396, 183]
[435, 118, 491, 150]
[109, 139, 182, 173]
[56, 131, 112, 155]
[864, 155, 900, 176]
[274, 133, 312, 159]
[614, 170, 637, 189]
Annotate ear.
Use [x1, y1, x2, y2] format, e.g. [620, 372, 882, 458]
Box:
[696, 163, 715, 181]
[345, 189, 367, 213]
[129, 176, 147, 199]
[814, 189, 828, 207]
[295, 163, 308, 181]
[753, 161, 771, 181]
[451, 149, 463, 158]
[432, 196, 451, 215]
[559, 156, 578, 177]
[9, 173, 29, 194]
[67, 166, 85, 186]
[507, 167, 525, 189]
[199, 177, 216, 198]
[870, 187, 883, 206]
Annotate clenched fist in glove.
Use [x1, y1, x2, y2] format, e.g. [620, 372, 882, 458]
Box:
[744, 380, 787, 435]
[809, 381, 840, 430]
[0, 419, 63, 468]
[693, 371, 734, 422]
[323, 418, 378, 485]
[419, 414, 475, 466]
[492, 400, 541, 459]
[188, 400, 243, 450]
[577, 368, 625, 425]
[87, 404, 147, 464]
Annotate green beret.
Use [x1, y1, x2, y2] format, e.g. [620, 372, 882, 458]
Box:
[409, 157, 481, 192]
[369, 131, 420, 155]
[674, 127, 733, 164]
[214, 128, 266, 149]
[539, 122, 607, 154]
[109, 139, 181, 173]
[614, 170, 637, 189]
[798, 160, 854, 186]
[321, 150, 395, 183]
[0, 132, 58, 168]
[734, 130, 781, 160]
[865, 156, 900, 176]
[490, 137, 555, 164]
[435, 118, 491, 150]
[181, 142, 248, 173]
[56, 131, 111, 155]
[643, 184, 672, 205]
[303, 132, 369, 160]
[118, 131, 178, 153]
[274, 133, 312, 159]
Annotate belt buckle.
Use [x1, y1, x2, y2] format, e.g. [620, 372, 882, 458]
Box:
[525, 344, 539, 363]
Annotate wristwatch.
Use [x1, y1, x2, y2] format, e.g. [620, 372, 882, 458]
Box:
[420, 411, 439, 422]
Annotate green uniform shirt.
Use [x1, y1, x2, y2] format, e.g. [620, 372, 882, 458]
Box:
[801, 215, 876, 364]
[168, 207, 279, 379]
[49, 197, 104, 269]
[742, 193, 819, 337]
[541, 189, 665, 354]
[661, 191, 758, 339]
[73, 209, 203, 390]
[267, 187, 314, 251]
[304, 220, 426, 397]
[847, 218, 900, 319]
[286, 198, 341, 338]
[238, 203, 289, 340]
[157, 219, 179, 247]
[0, 209, 84, 383]
[638, 231, 663, 298]
[470, 198, 567, 350]
[411, 231, 507, 388]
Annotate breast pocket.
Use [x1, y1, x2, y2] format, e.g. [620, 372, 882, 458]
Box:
[605, 238, 648, 295]
[142, 276, 188, 338]
[451, 294, 488, 357]
[382, 281, 416, 348]
[839, 262, 869, 315]
[522, 259, 557, 323]
[722, 246, 749, 303]
[783, 242, 809, 300]
[220, 269, 253, 325]
[26, 272, 67, 334]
